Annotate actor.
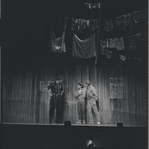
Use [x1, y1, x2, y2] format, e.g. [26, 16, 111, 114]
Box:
[47, 76, 64, 124]
[74, 82, 86, 124]
[84, 80, 100, 125]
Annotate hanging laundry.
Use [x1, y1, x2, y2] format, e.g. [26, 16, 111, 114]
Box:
[49, 25, 66, 53]
[109, 38, 116, 48]
[71, 19, 98, 31]
[71, 19, 78, 31]
[87, 20, 99, 31]
[100, 48, 105, 55]
[132, 10, 147, 23]
[128, 35, 136, 49]
[135, 33, 142, 46]
[85, 3, 100, 9]
[104, 18, 113, 32]
[115, 37, 125, 50]
[128, 33, 142, 49]
[81, 20, 87, 30]
[72, 33, 96, 58]
[105, 49, 112, 59]
[122, 13, 132, 30]
[120, 55, 126, 61]
[116, 15, 123, 25]
[100, 39, 108, 48]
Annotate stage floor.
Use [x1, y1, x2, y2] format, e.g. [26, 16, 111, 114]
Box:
[2, 122, 146, 128]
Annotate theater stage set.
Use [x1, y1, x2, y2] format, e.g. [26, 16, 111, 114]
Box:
[2, 0, 148, 148]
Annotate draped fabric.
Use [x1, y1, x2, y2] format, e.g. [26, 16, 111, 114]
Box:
[132, 10, 147, 23]
[120, 55, 126, 61]
[71, 19, 98, 32]
[128, 33, 141, 49]
[104, 18, 113, 32]
[105, 49, 112, 59]
[87, 20, 99, 31]
[109, 38, 116, 48]
[100, 39, 108, 48]
[100, 48, 105, 55]
[101, 38, 124, 50]
[122, 13, 132, 30]
[116, 16, 123, 25]
[72, 33, 96, 58]
[115, 37, 125, 50]
[85, 3, 100, 9]
[49, 25, 66, 53]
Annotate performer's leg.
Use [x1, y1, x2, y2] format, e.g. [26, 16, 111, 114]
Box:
[56, 95, 62, 123]
[92, 100, 100, 124]
[87, 101, 94, 124]
[76, 101, 81, 124]
[81, 101, 86, 124]
[49, 98, 56, 124]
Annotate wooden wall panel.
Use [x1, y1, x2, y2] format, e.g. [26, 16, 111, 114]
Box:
[2, 61, 147, 125]
[122, 63, 129, 125]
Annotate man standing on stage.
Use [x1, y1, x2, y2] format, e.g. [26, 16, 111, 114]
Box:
[74, 82, 86, 124]
[47, 76, 64, 124]
[84, 80, 100, 125]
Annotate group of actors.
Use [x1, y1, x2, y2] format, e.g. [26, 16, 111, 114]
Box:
[47, 76, 100, 125]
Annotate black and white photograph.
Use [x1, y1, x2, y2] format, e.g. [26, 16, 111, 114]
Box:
[1, 0, 148, 148]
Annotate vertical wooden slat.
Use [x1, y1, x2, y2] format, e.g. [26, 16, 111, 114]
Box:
[135, 64, 139, 125]
[99, 64, 104, 123]
[122, 62, 129, 125]
[104, 62, 111, 124]
[131, 64, 136, 125]
[109, 63, 115, 124]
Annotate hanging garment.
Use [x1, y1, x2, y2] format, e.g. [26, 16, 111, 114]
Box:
[87, 20, 99, 31]
[49, 25, 66, 53]
[105, 49, 112, 59]
[115, 37, 125, 50]
[132, 10, 147, 23]
[100, 48, 105, 55]
[128, 33, 141, 49]
[128, 35, 137, 49]
[100, 39, 107, 48]
[135, 33, 142, 46]
[116, 15, 123, 25]
[104, 18, 113, 32]
[120, 55, 126, 61]
[77, 19, 82, 31]
[81, 20, 87, 30]
[86, 3, 100, 9]
[71, 19, 79, 31]
[72, 33, 96, 58]
[109, 38, 116, 48]
[122, 13, 132, 30]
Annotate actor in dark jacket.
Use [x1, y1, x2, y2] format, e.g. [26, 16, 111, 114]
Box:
[47, 76, 64, 124]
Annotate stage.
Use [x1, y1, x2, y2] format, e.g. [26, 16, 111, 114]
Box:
[1, 122, 146, 127]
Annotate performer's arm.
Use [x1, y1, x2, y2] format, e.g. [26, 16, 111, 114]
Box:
[60, 83, 64, 95]
[91, 87, 98, 100]
[74, 91, 82, 99]
[47, 83, 53, 96]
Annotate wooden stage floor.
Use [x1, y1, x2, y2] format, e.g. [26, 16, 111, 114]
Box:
[2, 122, 146, 128]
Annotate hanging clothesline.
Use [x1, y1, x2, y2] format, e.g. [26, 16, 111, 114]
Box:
[36, 2, 146, 62]
[100, 48, 142, 62]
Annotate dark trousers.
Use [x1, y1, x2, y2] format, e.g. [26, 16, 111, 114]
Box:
[77, 100, 85, 123]
[49, 94, 62, 123]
